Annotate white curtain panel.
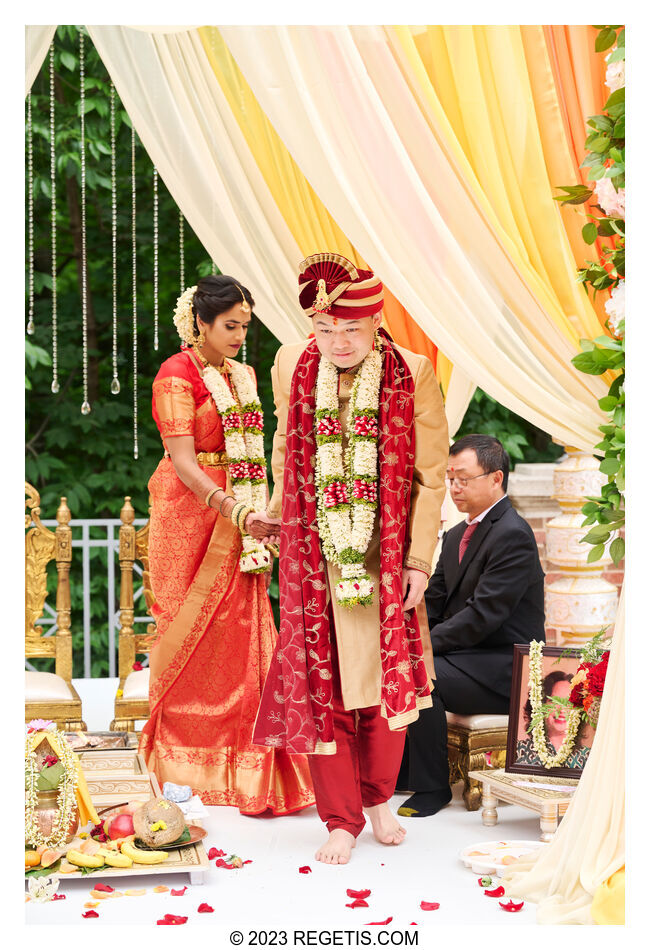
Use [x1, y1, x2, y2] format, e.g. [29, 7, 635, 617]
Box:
[87, 26, 308, 345]
[220, 25, 607, 449]
[25, 25, 57, 95]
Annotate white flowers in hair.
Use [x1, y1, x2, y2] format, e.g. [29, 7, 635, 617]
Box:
[314, 335, 382, 607]
[202, 359, 271, 574]
[173, 285, 199, 345]
[527, 640, 582, 769]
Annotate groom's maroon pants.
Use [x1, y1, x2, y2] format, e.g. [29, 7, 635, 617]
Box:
[307, 642, 406, 838]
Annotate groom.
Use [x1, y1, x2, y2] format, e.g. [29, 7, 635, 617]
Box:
[251, 253, 448, 864]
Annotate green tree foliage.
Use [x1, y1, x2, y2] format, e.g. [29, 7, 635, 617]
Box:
[455, 389, 563, 464]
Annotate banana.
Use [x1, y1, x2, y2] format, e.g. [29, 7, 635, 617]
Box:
[66, 848, 106, 869]
[120, 838, 168, 865]
[99, 849, 133, 869]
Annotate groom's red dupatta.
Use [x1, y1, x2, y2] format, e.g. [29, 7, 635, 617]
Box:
[253, 330, 431, 754]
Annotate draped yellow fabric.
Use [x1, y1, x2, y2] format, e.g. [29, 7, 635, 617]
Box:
[392, 25, 603, 346]
[591, 865, 625, 924]
[198, 27, 442, 384]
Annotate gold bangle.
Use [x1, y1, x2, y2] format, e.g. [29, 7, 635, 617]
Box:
[238, 505, 252, 535]
[230, 502, 245, 527]
[219, 494, 235, 516]
[205, 487, 221, 508]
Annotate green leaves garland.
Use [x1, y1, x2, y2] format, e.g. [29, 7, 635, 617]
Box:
[554, 26, 625, 566]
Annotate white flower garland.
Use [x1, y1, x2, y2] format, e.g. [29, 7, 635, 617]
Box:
[528, 640, 582, 769]
[314, 335, 382, 607]
[25, 725, 79, 849]
[173, 285, 198, 346]
[202, 359, 271, 574]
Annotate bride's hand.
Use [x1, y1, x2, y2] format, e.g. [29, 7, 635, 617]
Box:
[245, 511, 281, 544]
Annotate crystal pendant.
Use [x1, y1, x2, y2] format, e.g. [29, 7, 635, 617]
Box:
[154, 338, 159, 351]
[50, 379, 60, 394]
[110, 377, 121, 395]
[81, 400, 91, 415]
[26, 320, 35, 335]
[133, 446, 139, 460]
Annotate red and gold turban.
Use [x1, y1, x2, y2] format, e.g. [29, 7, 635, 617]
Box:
[298, 252, 383, 319]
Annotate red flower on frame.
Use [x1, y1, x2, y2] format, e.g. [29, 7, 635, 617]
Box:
[157, 914, 188, 925]
[419, 901, 440, 911]
[198, 903, 214, 913]
[298, 866, 312, 874]
[499, 900, 524, 913]
[586, 653, 609, 697]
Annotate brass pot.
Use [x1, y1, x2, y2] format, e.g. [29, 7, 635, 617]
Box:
[27, 788, 79, 846]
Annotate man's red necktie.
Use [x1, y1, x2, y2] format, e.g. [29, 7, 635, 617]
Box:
[458, 521, 479, 563]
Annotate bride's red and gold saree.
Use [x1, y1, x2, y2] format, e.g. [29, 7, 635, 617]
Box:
[139, 348, 314, 814]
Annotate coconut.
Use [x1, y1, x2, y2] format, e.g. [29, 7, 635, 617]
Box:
[132, 797, 185, 847]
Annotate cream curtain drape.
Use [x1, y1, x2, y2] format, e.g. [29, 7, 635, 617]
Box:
[25, 25, 56, 95]
[86, 26, 307, 345]
[502, 587, 625, 923]
[220, 25, 607, 449]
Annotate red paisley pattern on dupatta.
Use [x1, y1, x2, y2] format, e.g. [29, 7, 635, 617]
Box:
[253, 330, 431, 754]
[139, 349, 314, 813]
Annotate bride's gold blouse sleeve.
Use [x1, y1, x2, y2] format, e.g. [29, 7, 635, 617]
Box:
[152, 376, 195, 439]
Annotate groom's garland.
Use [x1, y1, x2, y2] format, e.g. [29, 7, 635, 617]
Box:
[173, 286, 271, 575]
[314, 334, 382, 607]
[528, 640, 582, 768]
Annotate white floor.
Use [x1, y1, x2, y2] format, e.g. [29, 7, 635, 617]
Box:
[26, 678, 544, 930]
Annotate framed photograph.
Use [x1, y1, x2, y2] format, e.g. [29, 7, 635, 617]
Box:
[505, 644, 596, 779]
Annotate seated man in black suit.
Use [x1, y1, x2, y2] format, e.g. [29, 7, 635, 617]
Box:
[397, 433, 545, 817]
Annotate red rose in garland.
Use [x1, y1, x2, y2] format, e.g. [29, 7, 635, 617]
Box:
[586, 652, 609, 697]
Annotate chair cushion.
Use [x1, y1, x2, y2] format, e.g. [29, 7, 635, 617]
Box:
[445, 712, 509, 730]
[25, 670, 74, 702]
[122, 668, 150, 701]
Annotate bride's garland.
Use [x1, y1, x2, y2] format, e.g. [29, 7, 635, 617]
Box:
[202, 361, 272, 574]
[528, 640, 582, 768]
[314, 334, 382, 607]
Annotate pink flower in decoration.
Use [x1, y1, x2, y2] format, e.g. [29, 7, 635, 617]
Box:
[353, 415, 379, 437]
[27, 719, 56, 733]
[323, 481, 349, 508]
[594, 178, 625, 219]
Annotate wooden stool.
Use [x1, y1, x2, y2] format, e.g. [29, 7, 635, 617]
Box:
[446, 712, 509, 810]
[468, 768, 578, 841]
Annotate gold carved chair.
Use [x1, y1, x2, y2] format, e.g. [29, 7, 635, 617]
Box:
[25, 482, 86, 730]
[446, 713, 509, 810]
[110, 497, 156, 732]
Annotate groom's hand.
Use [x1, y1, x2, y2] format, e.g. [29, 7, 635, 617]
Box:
[245, 511, 281, 544]
[402, 567, 428, 612]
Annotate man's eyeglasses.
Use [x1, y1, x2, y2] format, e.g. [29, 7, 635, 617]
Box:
[445, 472, 493, 489]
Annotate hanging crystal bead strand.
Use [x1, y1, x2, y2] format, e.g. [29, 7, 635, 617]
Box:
[49, 45, 60, 393]
[26, 93, 35, 335]
[79, 31, 91, 415]
[131, 124, 139, 459]
[110, 82, 120, 395]
[179, 210, 185, 291]
[153, 167, 159, 350]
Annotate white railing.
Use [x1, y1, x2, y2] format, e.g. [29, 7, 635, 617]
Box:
[26, 518, 149, 679]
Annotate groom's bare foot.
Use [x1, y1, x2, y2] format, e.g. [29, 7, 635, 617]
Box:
[365, 802, 406, 845]
[315, 828, 356, 865]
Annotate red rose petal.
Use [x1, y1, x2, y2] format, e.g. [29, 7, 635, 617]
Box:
[52, 894, 66, 901]
[409, 922, 418, 926]
[157, 914, 188, 925]
[93, 883, 114, 893]
[215, 858, 234, 869]
[299, 866, 312, 874]
[171, 887, 187, 896]
[346, 888, 371, 899]
[208, 847, 227, 859]
[82, 910, 99, 919]
[198, 903, 214, 913]
[499, 900, 525, 913]
[484, 885, 506, 898]
[420, 901, 440, 911]
[367, 917, 393, 926]
[345, 899, 369, 908]
[243, 860, 252, 865]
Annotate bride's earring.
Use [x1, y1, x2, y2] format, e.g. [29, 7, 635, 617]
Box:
[195, 324, 206, 347]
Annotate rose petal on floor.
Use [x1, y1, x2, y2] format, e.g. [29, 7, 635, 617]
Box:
[420, 901, 440, 911]
[171, 886, 187, 896]
[346, 888, 371, 899]
[367, 917, 393, 925]
[153, 885, 169, 893]
[345, 899, 369, 908]
[82, 910, 99, 919]
[125, 890, 147, 897]
[299, 866, 312, 874]
[198, 903, 214, 913]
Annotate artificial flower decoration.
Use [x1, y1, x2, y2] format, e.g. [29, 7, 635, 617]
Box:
[157, 914, 188, 925]
[198, 903, 214, 913]
[499, 900, 525, 913]
[419, 901, 440, 911]
[28, 876, 60, 903]
[484, 885, 506, 898]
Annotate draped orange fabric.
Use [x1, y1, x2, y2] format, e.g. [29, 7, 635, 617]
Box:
[139, 350, 314, 814]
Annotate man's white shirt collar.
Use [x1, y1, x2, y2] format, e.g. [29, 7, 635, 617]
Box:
[466, 494, 508, 526]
